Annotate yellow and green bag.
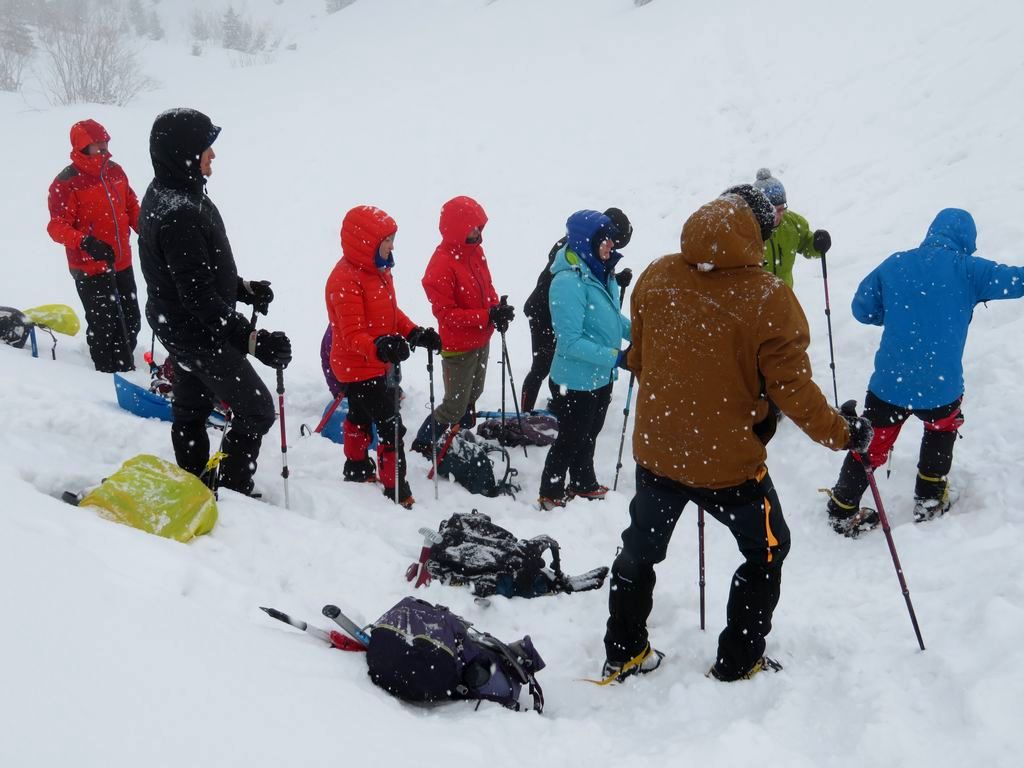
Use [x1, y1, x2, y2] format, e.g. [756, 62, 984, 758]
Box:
[79, 455, 217, 542]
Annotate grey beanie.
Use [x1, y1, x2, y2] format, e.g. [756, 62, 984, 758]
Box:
[753, 168, 786, 206]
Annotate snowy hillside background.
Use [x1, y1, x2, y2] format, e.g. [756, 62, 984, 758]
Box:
[2, 0, 1023, 766]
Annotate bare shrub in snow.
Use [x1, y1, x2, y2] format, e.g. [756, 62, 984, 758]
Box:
[39, 14, 153, 105]
[0, 16, 35, 92]
[326, 0, 357, 14]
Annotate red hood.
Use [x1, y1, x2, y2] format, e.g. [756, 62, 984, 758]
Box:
[69, 119, 111, 177]
[340, 206, 398, 271]
[439, 196, 488, 248]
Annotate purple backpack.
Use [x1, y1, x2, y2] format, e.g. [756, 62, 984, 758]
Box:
[365, 597, 545, 713]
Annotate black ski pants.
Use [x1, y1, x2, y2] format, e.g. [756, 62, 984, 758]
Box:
[168, 343, 275, 494]
[831, 390, 963, 508]
[521, 315, 560, 412]
[345, 373, 410, 498]
[539, 382, 612, 499]
[605, 465, 791, 681]
[73, 267, 141, 373]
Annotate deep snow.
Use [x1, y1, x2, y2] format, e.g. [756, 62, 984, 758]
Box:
[2, 1, 1023, 766]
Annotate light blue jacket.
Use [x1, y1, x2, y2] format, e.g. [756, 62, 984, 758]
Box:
[549, 239, 631, 392]
[854, 208, 1024, 408]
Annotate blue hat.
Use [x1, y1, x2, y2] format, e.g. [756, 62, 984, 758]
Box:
[753, 168, 786, 206]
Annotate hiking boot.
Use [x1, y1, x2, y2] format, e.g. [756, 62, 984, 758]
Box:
[913, 493, 953, 523]
[538, 495, 567, 511]
[343, 457, 378, 483]
[411, 415, 448, 458]
[822, 487, 878, 538]
[707, 655, 783, 682]
[600, 644, 665, 684]
[382, 484, 415, 509]
[568, 484, 609, 501]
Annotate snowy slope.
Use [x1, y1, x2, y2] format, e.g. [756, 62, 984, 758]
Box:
[2, 1, 1023, 766]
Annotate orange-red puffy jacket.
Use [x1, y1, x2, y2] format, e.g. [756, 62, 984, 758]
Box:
[47, 119, 140, 277]
[421, 196, 499, 353]
[326, 206, 418, 384]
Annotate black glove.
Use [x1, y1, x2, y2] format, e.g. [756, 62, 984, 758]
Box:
[242, 280, 274, 315]
[253, 329, 292, 369]
[615, 268, 633, 289]
[489, 303, 515, 333]
[81, 235, 115, 264]
[407, 326, 442, 352]
[616, 345, 632, 369]
[840, 400, 873, 453]
[812, 229, 832, 255]
[375, 333, 411, 364]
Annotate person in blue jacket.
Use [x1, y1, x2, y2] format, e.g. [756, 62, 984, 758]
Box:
[826, 208, 1024, 535]
[538, 210, 630, 510]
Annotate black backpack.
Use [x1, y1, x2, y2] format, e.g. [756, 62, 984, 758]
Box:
[425, 510, 609, 598]
[365, 597, 545, 712]
[476, 413, 558, 447]
[0, 306, 32, 349]
[435, 426, 520, 498]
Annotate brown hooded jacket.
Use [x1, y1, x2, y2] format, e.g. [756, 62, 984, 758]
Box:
[628, 196, 849, 489]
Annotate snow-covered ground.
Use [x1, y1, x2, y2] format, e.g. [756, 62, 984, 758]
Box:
[2, 1, 1023, 765]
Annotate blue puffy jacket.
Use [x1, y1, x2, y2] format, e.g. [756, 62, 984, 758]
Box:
[853, 208, 1024, 409]
[549, 210, 631, 392]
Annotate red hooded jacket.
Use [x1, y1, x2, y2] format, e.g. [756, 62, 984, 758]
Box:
[326, 206, 418, 384]
[47, 120, 140, 277]
[421, 196, 499, 353]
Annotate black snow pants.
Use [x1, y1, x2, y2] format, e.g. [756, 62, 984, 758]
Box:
[73, 266, 141, 373]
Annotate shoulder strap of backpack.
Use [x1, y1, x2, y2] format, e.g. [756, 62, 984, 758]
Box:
[483, 443, 519, 498]
[470, 631, 545, 714]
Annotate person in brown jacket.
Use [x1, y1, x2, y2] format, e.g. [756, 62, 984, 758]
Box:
[600, 191, 873, 684]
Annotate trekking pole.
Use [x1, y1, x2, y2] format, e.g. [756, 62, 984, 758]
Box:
[393, 362, 402, 505]
[863, 462, 925, 651]
[427, 349, 439, 500]
[500, 329, 528, 458]
[312, 395, 343, 435]
[698, 506, 706, 630]
[612, 373, 636, 491]
[276, 367, 290, 510]
[107, 267, 135, 371]
[820, 250, 839, 408]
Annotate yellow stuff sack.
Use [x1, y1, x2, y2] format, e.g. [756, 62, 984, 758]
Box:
[22, 304, 81, 336]
[79, 455, 217, 542]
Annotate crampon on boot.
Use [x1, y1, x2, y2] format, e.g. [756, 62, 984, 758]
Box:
[591, 644, 665, 686]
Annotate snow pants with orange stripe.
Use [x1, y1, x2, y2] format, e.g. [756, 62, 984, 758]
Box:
[604, 465, 790, 681]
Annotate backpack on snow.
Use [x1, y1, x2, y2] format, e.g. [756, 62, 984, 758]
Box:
[476, 412, 558, 447]
[425, 510, 609, 598]
[365, 597, 545, 712]
[433, 426, 520, 498]
[0, 306, 32, 349]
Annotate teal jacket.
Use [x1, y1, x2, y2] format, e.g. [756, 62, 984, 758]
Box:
[549, 246, 631, 392]
[763, 209, 823, 287]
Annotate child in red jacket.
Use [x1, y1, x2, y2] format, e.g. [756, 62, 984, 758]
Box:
[325, 205, 441, 508]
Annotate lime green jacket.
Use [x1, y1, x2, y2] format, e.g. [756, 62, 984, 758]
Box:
[763, 210, 822, 288]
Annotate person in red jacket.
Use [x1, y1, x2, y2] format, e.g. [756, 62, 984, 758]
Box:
[47, 119, 141, 372]
[325, 205, 441, 508]
[412, 196, 514, 454]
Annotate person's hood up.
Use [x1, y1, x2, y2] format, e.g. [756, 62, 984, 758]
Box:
[340, 205, 398, 271]
[562, 209, 622, 282]
[149, 108, 221, 191]
[69, 119, 110, 177]
[921, 208, 977, 255]
[679, 196, 764, 272]
[438, 196, 488, 248]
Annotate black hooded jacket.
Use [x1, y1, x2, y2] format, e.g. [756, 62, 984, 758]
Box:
[138, 108, 251, 353]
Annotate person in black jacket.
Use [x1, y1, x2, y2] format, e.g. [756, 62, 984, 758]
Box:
[137, 108, 291, 495]
[521, 207, 633, 412]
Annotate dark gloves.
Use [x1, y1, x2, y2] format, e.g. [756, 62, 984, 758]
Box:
[615, 268, 633, 289]
[616, 345, 632, 369]
[812, 229, 832, 255]
[253, 329, 292, 369]
[81, 235, 115, 264]
[840, 400, 874, 453]
[241, 279, 274, 315]
[489, 302, 515, 333]
[407, 326, 442, 352]
[375, 333, 411, 364]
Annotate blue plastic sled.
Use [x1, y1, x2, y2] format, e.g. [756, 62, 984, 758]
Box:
[316, 397, 377, 448]
[113, 374, 225, 427]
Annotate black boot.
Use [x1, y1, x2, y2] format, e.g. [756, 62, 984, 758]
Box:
[218, 429, 263, 495]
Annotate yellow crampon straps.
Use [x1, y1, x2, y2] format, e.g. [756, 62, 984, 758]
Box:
[583, 645, 653, 686]
[204, 451, 227, 474]
[819, 487, 857, 511]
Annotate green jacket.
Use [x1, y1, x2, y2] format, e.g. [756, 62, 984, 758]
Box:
[762, 210, 822, 287]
